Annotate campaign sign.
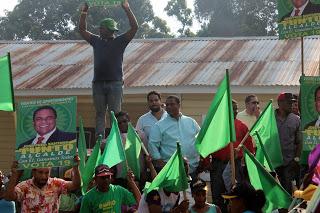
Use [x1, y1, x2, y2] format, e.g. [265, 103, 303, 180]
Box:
[300, 76, 320, 164]
[86, 0, 122, 7]
[16, 97, 77, 169]
[277, 0, 320, 39]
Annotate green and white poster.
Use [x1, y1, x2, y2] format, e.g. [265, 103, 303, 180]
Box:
[300, 76, 320, 164]
[278, 0, 320, 39]
[86, 0, 122, 7]
[16, 97, 77, 169]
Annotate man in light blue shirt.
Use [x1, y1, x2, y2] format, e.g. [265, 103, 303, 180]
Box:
[136, 91, 167, 141]
[148, 95, 200, 175]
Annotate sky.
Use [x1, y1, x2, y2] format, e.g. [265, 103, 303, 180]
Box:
[0, 0, 200, 35]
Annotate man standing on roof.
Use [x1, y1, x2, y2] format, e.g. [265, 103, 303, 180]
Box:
[79, 0, 138, 138]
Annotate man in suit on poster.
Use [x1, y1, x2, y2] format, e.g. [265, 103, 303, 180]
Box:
[304, 85, 320, 129]
[281, 0, 320, 21]
[18, 106, 76, 148]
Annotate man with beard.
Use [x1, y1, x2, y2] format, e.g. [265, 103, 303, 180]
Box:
[275, 92, 302, 194]
[5, 157, 81, 212]
[136, 91, 167, 141]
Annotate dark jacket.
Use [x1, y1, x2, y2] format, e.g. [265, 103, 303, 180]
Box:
[281, 1, 320, 21]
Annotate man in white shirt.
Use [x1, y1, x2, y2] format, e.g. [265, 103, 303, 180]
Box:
[237, 94, 260, 129]
[136, 91, 167, 141]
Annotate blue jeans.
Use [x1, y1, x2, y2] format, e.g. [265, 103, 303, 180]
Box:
[92, 81, 123, 138]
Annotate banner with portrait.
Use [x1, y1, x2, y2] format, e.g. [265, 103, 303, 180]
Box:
[86, 0, 123, 7]
[278, 0, 320, 39]
[300, 76, 320, 164]
[16, 97, 77, 169]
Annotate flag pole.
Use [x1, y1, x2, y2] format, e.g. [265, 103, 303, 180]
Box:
[230, 143, 236, 185]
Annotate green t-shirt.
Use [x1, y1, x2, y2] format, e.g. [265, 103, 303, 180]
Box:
[80, 184, 136, 213]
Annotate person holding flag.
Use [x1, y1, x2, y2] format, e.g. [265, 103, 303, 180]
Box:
[79, 0, 138, 139]
[80, 164, 141, 212]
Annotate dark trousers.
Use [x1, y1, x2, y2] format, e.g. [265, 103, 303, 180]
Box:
[276, 160, 300, 194]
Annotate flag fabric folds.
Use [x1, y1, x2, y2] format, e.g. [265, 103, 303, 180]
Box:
[99, 111, 126, 168]
[0, 53, 15, 112]
[122, 122, 142, 179]
[81, 135, 102, 194]
[195, 70, 236, 158]
[146, 143, 188, 194]
[249, 100, 283, 170]
[78, 117, 87, 174]
[244, 147, 292, 212]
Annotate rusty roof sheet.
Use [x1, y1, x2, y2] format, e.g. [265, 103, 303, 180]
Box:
[0, 37, 319, 90]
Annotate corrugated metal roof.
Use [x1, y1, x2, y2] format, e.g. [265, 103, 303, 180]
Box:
[1, 37, 319, 90]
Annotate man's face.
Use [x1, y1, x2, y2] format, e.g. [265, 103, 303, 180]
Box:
[99, 26, 114, 39]
[32, 168, 50, 188]
[148, 94, 162, 113]
[292, 0, 308, 8]
[117, 115, 129, 133]
[33, 109, 56, 136]
[279, 99, 293, 114]
[245, 97, 259, 115]
[315, 89, 320, 113]
[94, 175, 112, 191]
[165, 98, 180, 117]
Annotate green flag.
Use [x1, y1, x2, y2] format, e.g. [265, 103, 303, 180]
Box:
[99, 111, 126, 168]
[81, 135, 102, 194]
[146, 143, 188, 194]
[244, 147, 292, 212]
[249, 100, 283, 169]
[78, 117, 87, 174]
[121, 122, 142, 179]
[0, 53, 15, 112]
[195, 70, 236, 158]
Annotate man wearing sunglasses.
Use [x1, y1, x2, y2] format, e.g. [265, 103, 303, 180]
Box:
[80, 164, 141, 212]
[237, 94, 260, 129]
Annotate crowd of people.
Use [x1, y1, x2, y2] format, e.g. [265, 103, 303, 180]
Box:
[0, 1, 319, 212]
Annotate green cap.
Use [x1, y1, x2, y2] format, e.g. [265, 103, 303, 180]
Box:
[100, 18, 119, 31]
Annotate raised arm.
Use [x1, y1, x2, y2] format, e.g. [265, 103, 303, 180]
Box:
[66, 156, 81, 192]
[4, 161, 20, 201]
[127, 169, 141, 203]
[79, 3, 93, 42]
[122, 0, 138, 41]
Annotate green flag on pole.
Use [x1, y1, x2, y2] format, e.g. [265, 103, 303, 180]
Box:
[244, 147, 292, 212]
[121, 122, 142, 179]
[195, 70, 236, 158]
[146, 143, 188, 194]
[81, 135, 102, 194]
[99, 111, 126, 168]
[249, 100, 283, 170]
[78, 117, 87, 174]
[0, 53, 15, 112]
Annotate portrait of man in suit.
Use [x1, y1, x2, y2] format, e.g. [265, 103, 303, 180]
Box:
[304, 85, 320, 130]
[281, 0, 320, 21]
[18, 105, 76, 148]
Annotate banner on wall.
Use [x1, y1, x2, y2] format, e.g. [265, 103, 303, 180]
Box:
[300, 76, 320, 164]
[277, 0, 320, 39]
[16, 97, 77, 169]
[86, 0, 123, 7]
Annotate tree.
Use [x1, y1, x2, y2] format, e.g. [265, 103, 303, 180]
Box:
[194, 0, 277, 37]
[164, 0, 193, 36]
[0, 0, 172, 40]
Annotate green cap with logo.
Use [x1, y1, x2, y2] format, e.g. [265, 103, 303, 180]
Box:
[99, 18, 119, 31]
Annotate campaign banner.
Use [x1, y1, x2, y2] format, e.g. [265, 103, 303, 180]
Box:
[277, 0, 320, 39]
[86, 0, 122, 7]
[300, 76, 320, 164]
[16, 97, 77, 169]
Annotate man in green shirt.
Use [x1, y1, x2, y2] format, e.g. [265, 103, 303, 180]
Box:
[80, 164, 141, 213]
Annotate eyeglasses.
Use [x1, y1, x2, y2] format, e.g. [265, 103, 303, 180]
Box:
[250, 101, 259, 104]
[98, 175, 113, 180]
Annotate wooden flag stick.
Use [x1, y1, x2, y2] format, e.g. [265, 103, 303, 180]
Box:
[230, 143, 236, 185]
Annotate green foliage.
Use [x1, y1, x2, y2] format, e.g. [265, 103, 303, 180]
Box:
[164, 0, 193, 36]
[0, 0, 172, 40]
[194, 0, 277, 36]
